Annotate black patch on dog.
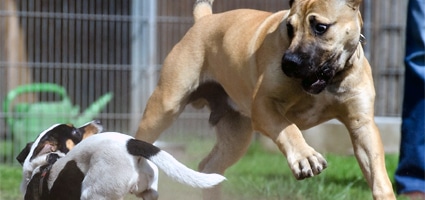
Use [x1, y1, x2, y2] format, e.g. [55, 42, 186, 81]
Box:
[49, 160, 84, 200]
[30, 125, 81, 161]
[127, 139, 161, 159]
[24, 166, 48, 200]
[46, 153, 61, 165]
[24, 153, 61, 200]
[16, 142, 33, 165]
[289, 0, 295, 7]
[286, 21, 295, 39]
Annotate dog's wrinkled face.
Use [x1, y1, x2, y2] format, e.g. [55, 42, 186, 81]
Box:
[282, 0, 363, 94]
[16, 120, 103, 165]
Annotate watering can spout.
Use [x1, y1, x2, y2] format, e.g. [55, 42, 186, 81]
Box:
[74, 92, 113, 126]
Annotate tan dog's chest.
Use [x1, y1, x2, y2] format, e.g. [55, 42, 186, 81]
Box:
[284, 94, 337, 130]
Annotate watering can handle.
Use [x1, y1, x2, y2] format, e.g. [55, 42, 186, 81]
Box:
[74, 92, 113, 126]
[2, 83, 68, 126]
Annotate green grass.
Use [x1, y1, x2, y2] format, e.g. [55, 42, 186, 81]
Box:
[0, 138, 404, 200]
[0, 165, 22, 200]
[223, 142, 402, 200]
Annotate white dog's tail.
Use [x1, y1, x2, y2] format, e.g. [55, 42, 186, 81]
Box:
[127, 139, 225, 188]
[193, 0, 214, 22]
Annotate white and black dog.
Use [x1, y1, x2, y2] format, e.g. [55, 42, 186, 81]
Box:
[16, 120, 104, 198]
[18, 123, 225, 200]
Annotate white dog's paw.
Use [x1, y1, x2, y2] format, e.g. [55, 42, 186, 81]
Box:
[288, 149, 327, 180]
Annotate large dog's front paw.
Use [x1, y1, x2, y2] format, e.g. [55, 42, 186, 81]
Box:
[287, 149, 327, 180]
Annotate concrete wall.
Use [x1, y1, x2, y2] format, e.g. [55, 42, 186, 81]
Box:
[260, 117, 401, 155]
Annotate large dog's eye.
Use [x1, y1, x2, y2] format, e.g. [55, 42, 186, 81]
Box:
[313, 23, 329, 35]
[309, 15, 331, 36]
[286, 22, 294, 39]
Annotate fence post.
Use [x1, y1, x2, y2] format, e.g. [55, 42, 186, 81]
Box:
[130, 0, 157, 134]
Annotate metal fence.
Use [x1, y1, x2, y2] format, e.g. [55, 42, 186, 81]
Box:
[0, 0, 407, 164]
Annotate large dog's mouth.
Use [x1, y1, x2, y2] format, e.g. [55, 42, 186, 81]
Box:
[282, 53, 336, 94]
[301, 76, 327, 94]
[301, 66, 335, 94]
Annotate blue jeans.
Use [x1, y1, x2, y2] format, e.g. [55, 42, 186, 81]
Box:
[395, 0, 425, 194]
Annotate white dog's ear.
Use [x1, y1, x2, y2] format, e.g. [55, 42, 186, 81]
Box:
[16, 142, 33, 165]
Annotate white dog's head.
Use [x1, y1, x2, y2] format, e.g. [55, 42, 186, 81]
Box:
[16, 120, 103, 193]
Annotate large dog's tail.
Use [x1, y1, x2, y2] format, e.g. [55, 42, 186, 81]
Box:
[193, 0, 214, 22]
[127, 139, 225, 188]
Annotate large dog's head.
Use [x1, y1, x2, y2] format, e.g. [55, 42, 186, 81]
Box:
[281, 0, 363, 94]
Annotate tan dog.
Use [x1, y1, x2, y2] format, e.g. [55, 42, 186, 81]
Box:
[135, 0, 396, 199]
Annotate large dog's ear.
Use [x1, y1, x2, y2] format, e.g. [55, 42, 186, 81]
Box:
[346, 0, 363, 10]
[16, 142, 33, 165]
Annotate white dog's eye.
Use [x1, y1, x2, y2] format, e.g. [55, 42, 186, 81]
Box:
[72, 129, 81, 137]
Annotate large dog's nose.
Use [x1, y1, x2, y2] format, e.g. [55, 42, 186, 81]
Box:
[281, 52, 303, 77]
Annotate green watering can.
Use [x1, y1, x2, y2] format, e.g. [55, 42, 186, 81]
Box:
[3, 83, 113, 144]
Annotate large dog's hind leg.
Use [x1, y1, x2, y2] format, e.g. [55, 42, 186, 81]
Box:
[199, 110, 253, 200]
[135, 86, 189, 143]
[135, 40, 204, 143]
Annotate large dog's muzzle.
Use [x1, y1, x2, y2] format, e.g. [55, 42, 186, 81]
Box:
[281, 51, 336, 94]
